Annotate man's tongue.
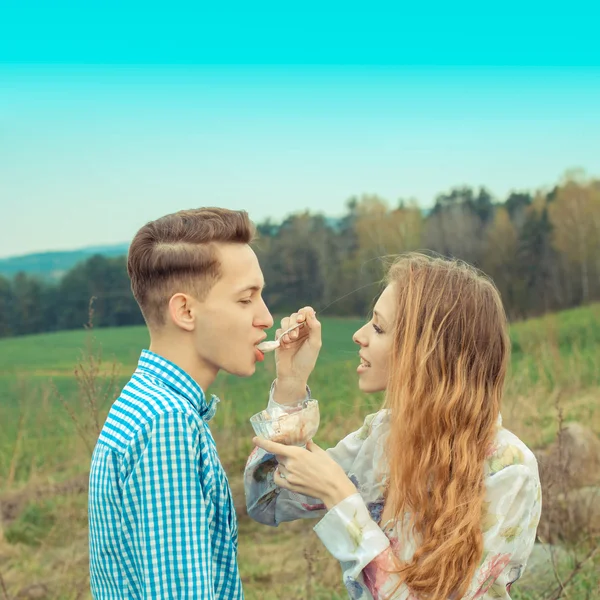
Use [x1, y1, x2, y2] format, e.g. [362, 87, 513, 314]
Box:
[254, 348, 265, 362]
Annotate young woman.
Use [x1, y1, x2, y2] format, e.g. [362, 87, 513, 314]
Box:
[245, 253, 541, 600]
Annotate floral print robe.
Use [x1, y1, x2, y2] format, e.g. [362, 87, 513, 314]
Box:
[245, 388, 542, 599]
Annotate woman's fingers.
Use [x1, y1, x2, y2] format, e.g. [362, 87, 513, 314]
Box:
[276, 307, 319, 349]
[276, 463, 290, 479]
[273, 468, 287, 487]
[279, 316, 290, 336]
[290, 308, 318, 344]
[253, 437, 297, 458]
[296, 307, 321, 349]
[284, 313, 299, 343]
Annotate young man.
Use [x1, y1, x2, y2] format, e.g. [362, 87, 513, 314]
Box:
[88, 208, 273, 599]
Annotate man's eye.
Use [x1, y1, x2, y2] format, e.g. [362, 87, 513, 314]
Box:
[239, 299, 252, 305]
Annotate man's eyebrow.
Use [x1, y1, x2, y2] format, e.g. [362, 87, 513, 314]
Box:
[236, 282, 266, 294]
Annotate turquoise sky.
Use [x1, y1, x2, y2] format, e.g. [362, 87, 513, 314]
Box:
[1, 1, 599, 258]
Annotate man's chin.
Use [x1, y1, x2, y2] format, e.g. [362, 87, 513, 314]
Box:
[242, 364, 256, 377]
[222, 363, 256, 378]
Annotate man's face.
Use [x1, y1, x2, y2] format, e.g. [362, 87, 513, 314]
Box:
[192, 243, 274, 379]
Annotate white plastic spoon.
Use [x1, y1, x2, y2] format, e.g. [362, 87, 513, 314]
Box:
[257, 322, 305, 353]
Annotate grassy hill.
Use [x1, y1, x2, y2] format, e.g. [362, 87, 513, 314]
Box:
[1, 305, 598, 478]
[0, 306, 599, 599]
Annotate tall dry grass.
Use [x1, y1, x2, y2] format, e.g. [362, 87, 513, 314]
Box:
[0, 305, 598, 599]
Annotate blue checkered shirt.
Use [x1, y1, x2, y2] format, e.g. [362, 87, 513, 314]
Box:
[88, 350, 243, 599]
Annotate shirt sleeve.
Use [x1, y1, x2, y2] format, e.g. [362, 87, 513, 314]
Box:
[120, 411, 216, 599]
[313, 462, 541, 600]
[244, 382, 375, 526]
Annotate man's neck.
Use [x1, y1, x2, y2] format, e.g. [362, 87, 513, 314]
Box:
[148, 338, 217, 395]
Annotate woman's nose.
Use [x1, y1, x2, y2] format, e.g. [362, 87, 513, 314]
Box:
[353, 326, 366, 346]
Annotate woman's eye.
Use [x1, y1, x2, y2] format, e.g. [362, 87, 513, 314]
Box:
[373, 324, 384, 334]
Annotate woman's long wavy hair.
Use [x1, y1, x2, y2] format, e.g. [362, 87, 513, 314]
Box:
[383, 253, 509, 599]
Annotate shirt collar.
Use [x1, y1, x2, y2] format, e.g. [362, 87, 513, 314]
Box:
[136, 349, 220, 422]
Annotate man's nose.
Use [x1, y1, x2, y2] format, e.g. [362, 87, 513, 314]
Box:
[257, 300, 274, 329]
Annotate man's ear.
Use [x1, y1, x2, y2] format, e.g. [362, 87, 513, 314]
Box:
[167, 293, 196, 332]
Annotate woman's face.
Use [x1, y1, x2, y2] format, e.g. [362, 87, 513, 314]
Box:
[352, 283, 397, 393]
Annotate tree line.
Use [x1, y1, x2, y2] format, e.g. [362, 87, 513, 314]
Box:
[1, 170, 599, 338]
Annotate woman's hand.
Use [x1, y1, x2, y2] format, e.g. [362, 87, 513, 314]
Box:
[253, 437, 357, 510]
[273, 307, 322, 404]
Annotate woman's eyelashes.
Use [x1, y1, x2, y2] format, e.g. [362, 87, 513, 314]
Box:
[372, 323, 384, 335]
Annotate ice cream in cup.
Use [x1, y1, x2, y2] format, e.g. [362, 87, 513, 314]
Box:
[250, 399, 320, 447]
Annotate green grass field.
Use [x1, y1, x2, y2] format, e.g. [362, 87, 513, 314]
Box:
[0, 305, 599, 599]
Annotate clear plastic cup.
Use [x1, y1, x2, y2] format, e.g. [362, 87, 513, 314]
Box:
[250, 399, 320, 446]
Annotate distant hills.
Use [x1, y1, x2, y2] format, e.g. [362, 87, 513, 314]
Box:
[0, 211, 425, 281]
[0, 243, 129, 280]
